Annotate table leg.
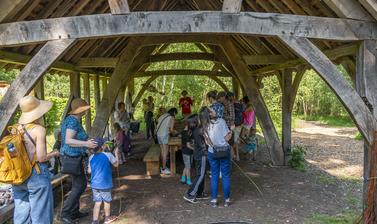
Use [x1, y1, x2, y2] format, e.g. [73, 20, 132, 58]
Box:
[170, 146, 176, 175]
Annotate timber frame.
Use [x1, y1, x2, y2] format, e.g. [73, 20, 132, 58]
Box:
[1, 0, 377, 220]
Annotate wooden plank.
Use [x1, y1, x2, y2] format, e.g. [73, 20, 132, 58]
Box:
[251, 43, 359, 75]
[132, 75, 158, 107]
[0, 11, 376, 47]
[90, 38, 142, 138]
[134, 69, 230, 77]
[222, 0, 243, 13]
[0, 39, 74, 137]
[34, 78, 44, 100]
[279, 35, 377, 145]
[83, 73, 91, 132]
[0, 0, 28, 22]
[243, 54, 286, 65]
[94, 75, 100, 110]
[282, 69, 293, 164]
[220, 38, 284, 165]
[108, 0, 130, 14]
[323, 0, 374, 21]
[70, 72, 81, 98]
[359, 0, 377, 21]
[78, 53, 217, 68]
[232, 77, 240, 99]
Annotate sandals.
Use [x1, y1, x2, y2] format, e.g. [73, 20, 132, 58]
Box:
[104, 216, 118, 224]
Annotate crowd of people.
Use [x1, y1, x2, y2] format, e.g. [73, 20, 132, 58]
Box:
[5, 88, 256, 224]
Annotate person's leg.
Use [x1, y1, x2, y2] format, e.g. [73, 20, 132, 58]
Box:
[62, 171, 87, 219]
[27, 164, 54, 224]
[196, 156, 206, 196]
[92, 202, 101, 222]
[208, 152, 220, 200]
[12, 182, 31, 224]
[145, 114, 151, 139]
[162, 144, 169, 170]
[104, 202, 111, 217]
[186, 156, 206, 198]
[220, 153, 232, 200]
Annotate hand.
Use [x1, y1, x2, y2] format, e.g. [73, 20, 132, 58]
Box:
[86, 139, 98, 149]
[114, 147, 120, 155]
[52, 150, 60, 157]
[230, 124, 236, 130]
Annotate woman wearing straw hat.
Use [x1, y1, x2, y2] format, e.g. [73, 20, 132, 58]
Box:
[60, 98, 97, 224]
[12, 96, 59, 224]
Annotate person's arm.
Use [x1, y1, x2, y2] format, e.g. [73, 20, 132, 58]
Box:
[229, 102, 235, 129]
[222, 120, 232, 141]
[65, 129, 97, 148]
[87, 155, 93, 174]
[169, 117, 176, 134]
[107, 150, 119, 167]
[187, 142, 194, 150]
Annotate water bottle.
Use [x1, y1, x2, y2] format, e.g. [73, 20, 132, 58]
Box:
[7, 143, 18, 158]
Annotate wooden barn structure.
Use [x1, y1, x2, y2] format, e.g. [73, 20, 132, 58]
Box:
[1, 0, 377, 220]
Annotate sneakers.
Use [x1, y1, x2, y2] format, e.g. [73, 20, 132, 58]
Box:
[61, 217, 75, 224]
[186, 178, 192, 186]
[104, 216, 117, 224]
[210, 199, 218, 208]
[180, 176, 186, 184]
[160, 167, 171, 175]
[183, 194, 199, 204]
[196, 193, 209, 200]
[72, 211, 89, 220]
[224, 199, 231, 207]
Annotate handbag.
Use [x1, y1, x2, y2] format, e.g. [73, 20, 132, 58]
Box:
[154, 114, 171, 144]
[205, 131, 230, 160]
[60, 154, 82, 175]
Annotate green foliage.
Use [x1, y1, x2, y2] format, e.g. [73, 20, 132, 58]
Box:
[44, 96, 67, 134]
[304, 211, 360, 224]
[288, 145, 307, 172]
[355, 132, 363, 141]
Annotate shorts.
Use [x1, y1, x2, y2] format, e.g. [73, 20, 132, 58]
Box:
[244, 143, 257, 153]
[92, 189, 112, 202]
[157, 135, 169, 145]
[233, 126, 242, 144]
[182, 154, 193, 169]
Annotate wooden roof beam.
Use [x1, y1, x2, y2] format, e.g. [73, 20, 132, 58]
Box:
[359, 0, 377, 21]
[222, 0, 243, 13]
[323, 0, 374, 21]
[0, 11, 376, 47]
[134, 69, 230, 77]
[0, 0, 28, 23]
[243, 54, 286, 65]
[108, 0, 130, 14]
[78, 52, 217, 68]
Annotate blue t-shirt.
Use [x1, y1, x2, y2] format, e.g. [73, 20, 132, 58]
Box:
[89, 152, 116, 190]
[210, 102, 224, 119]
[60, 115, 88, 157]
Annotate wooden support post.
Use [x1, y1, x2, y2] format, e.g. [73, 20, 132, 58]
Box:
[220, 39, 284, 165]
[222, 0, 243, 13]
[101, 77, 108, 100]
[128, 77, 135, 103]
[282, 69, 293, 164]
[94, 75, 100, 110]
[232, 77, 240, 99]
[70, 72, 81, 98]
[132, 75, 158, 107]
[279, 35, 377, 145]
[108, 0, 130, 14]
[83, 74, 91, 131]
[90, 38, 143, 138]
[356, 40, 377, 215]
[34, 78, 45, 100]
[0, 39, 74, 136]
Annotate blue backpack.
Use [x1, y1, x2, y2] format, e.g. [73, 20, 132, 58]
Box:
[234, 102, 244, 126]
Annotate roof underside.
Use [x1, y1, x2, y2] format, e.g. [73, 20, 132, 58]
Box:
[0, 0, 368, 76]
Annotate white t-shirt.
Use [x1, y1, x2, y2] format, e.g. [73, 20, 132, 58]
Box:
[156, 113, 173, 137]
[207, 118, 230, 153]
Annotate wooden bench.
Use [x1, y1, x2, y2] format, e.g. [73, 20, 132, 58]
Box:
[143, 144, 160, 175]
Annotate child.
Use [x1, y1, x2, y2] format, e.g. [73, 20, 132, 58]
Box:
[114, 122, 127, 163]
[240, 103, 255, 140]
[88, 138, 120, 224]
[244, 128, 258, 161]
[180, 123, 194, 185]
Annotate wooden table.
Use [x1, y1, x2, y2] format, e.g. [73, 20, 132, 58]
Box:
[168, 136, 181, 175]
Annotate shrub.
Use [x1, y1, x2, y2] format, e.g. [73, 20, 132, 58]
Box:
[288, 145, 307, 172]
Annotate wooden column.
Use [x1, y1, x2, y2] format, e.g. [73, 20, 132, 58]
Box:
[90, 38, 143, 138]
[356, 40, 377, 213]
[0, 39, 74, 136]
[34, 78, 45, 100]
[232, 77, 240, 99]
[127, 77, 135, 103]
[279, 35, 376, 145]
[94, 75, 101, 110]
[282, 69, 293, 164]
[83, 74, 91, 131]
[70, 72, 81, 98]
[221, 39, 284, 165]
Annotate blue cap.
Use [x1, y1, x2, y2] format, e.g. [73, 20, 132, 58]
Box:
[94, 137, 106, 150]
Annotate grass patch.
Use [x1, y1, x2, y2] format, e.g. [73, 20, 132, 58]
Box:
[354, 132, 363, 141]
[296, 115, 355, 128]
[315, 173, 337, 185]
[304, 211, 360, 224]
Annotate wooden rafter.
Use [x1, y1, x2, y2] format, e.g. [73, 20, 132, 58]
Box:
[133, 70, 230, 77]
[108, 0, 130, 14]
[359, 0, 377, 21]
[323, 0, 374, 21]
[222, 0, 243, 13]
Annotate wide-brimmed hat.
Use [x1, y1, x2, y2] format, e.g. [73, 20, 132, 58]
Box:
[69, 98, 90, 115]
[18, 96, 53, 124]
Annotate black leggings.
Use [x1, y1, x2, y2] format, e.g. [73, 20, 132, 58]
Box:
[187, 156, 207, 197]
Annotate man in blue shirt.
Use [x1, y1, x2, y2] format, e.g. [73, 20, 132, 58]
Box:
[88, 138, 120, 224]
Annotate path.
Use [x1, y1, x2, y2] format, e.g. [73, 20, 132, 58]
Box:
[56, 121, 363, 224]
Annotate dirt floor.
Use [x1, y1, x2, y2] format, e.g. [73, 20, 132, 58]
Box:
[55, 120, 363, 224]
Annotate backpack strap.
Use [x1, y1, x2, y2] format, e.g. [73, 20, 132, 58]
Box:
[21, 124, 40, 174]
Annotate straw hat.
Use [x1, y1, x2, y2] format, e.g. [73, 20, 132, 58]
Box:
[18, 96, 53, 124]
[69, 98, 90, 115]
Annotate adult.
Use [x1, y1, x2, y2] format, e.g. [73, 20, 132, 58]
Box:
[12, 96, 59, 224]
[60, 98, 97, 224]
[207, 91, 223, 119]
[218, 91, 235, 130]
[179, 90, 193, 118]
[183, 111, 210, 204]
[114, 102, 130, 131]
[204, 107, 232, 207]
[156, 108, 178, 175]
[145, 96, 155, 139]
